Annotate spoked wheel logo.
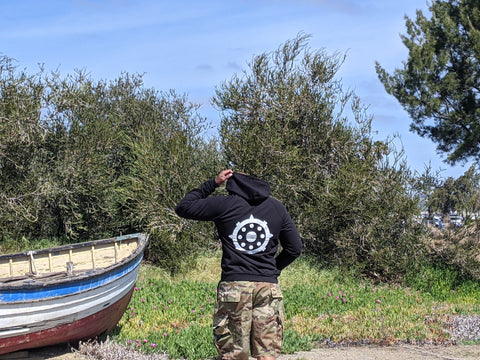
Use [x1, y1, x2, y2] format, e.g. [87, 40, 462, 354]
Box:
[229, 215, 273, 254]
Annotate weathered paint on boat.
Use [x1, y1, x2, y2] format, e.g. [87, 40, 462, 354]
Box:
[0, 287, 134, 354]
[0, 233, 148, 355]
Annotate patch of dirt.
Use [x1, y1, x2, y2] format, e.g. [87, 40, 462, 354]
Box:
[0, 344, 79, 360]
[279, 345, 480, 360]
[10, 343, 480, 360]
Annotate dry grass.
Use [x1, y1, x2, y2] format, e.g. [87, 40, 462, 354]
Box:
[78, 338, 169, 360]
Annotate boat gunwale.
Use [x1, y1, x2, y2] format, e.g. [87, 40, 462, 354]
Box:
[0, 233, 148, 290]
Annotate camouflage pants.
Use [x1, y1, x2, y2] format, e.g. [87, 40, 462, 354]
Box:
[213, 281, 284, 360]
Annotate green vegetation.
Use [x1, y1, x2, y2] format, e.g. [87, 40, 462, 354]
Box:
[427, 165, 480, 219]
[113, 254, 480, 359]
[376, 0, 480, 165]
[0, 56, 222, 273]
[0, 35, 429, 281]
[2, 33, 480, 283]
[214, 33, 421, 280]
[2, 24, 480, 360]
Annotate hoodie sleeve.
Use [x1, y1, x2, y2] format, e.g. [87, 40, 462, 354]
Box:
[175, 179, 223, 221]
[275, 209, 303, 271]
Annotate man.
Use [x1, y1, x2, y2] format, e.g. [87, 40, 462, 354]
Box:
[175, 169, 302, 360]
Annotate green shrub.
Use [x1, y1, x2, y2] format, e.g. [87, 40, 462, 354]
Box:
[404, 263, 461, 300]
[0, 57, 223, 271]
[214, 34, 422, 279]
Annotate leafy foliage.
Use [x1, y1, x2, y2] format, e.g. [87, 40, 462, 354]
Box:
[2, 33, 479, 281]
[0, 57, 222, 272]
[213, 34, 422, 278]
[376, 0, 480, 164]
[0, 56, 49, 240]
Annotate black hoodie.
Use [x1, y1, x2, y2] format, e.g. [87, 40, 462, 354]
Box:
[175, 172, 302, 283]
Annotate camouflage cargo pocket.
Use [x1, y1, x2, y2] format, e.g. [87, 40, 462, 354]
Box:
[250, 284, 284, 358]
[213, 282, 252, 360]
[271, 285, 284, 326]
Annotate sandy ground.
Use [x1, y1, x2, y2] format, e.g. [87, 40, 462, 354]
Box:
[5, 344, 480, 360]
[280, 345, 480, 360]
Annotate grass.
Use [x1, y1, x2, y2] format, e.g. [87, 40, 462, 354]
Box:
[112, 252, 480, 360]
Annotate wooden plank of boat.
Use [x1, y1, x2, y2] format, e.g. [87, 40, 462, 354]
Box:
[0, 233, 148, 355]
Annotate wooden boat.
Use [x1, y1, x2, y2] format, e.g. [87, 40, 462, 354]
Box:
[0, 233, 148, 355]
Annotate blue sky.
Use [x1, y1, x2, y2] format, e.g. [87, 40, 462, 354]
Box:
[1, 0, 473, 179]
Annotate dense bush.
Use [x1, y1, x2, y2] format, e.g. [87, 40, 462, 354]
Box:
[0, 57, 222, 272]
[3, 37, 478, 281]
[213, 34, 423, 279]
[0, 56, 48, 241]
[419, 220, 480, 281]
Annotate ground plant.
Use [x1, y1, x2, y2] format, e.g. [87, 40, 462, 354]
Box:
[112, 254, 480, 360]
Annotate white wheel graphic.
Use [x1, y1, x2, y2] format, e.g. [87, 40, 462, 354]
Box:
[229, 215, 273, 254]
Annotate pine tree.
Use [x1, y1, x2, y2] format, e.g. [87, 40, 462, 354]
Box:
[376, 0, 480, 164]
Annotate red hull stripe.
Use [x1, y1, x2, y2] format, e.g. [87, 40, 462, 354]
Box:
[0, 287, 134, 355]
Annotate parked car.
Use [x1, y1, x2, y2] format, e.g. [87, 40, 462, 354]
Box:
[449, 214, 463, 227]
[433, 215, 444, 229]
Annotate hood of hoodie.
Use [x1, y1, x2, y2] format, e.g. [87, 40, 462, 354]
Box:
[226, 172, 270, 204]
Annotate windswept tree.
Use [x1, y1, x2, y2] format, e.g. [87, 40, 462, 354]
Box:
[428, 164, 480, 218]
[376, 0, 480, 165]
[214, 34, 421, 278]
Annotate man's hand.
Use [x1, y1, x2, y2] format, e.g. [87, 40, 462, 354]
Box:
[215, 169, 233, 185]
